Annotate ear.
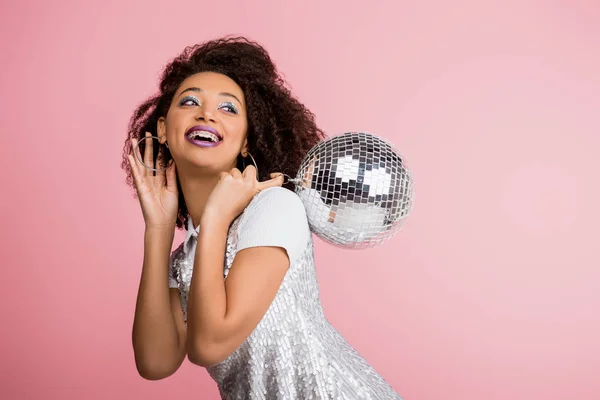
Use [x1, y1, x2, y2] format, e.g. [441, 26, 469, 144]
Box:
[241, 138, 248, 156]
[157, 117, 167, 144]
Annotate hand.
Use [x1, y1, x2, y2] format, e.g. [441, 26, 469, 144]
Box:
[202, 165, 284, 227]
[127, 132, 179, 230]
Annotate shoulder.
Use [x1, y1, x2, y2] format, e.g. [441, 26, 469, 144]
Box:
[243, 186, 307, 221]
[252, 186, 304, 207]
[236, 187, 311, 262]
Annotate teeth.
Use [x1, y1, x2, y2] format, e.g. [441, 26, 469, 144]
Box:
[188, 130, 220, 142]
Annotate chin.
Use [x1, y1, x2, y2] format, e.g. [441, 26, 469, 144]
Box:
[185, 157, 236, 174]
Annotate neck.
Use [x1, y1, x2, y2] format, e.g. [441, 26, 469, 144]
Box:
[178, 172, 221, 229]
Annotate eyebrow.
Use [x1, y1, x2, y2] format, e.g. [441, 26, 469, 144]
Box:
[178, 87, 243, 105]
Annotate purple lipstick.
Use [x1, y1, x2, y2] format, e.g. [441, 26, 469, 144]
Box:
[185, 125, 223, 148]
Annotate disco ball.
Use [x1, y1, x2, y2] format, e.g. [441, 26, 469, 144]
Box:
[290, 132, 414, 249]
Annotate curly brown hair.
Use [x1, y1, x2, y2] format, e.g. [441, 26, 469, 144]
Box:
[121, 36, 326, 229]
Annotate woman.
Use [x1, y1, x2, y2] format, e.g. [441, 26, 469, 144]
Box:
[123, 36, 402, 399]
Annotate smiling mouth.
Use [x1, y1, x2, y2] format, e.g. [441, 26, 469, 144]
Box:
[185, 125, 223, 147]
[186, 130, 222, 143]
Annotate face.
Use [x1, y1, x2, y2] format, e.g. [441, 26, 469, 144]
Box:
[158, 72, 248, 174]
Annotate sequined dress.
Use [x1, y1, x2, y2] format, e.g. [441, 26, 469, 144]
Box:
[169, 187, 402, 399]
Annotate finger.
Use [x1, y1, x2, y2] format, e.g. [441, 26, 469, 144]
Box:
[220, 171, 233, 181]
[230, 168, 243, 179]
[155, 149, 168, 185]
[269, 172, 283, 179]
[131, 138, 147, 178]
[154, 160, 166, 188]
[143, 132, 154, 169]
[166, 160, 178, 193]
[127, 154, 143, 189]
[131, 138, 143, 167]
[257, 175, 284, 191]
[242, 164, 257, 180]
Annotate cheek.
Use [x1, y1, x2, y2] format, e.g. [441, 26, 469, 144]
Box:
[165, 110, 190, 138]
[224, 117, 248, 141]
[166, 109, 182, 127]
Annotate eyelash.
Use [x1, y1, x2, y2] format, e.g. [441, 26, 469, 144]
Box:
[218, 102, 239, 114]
[179, 96, 200, 106]
[179, 96, 239, 115]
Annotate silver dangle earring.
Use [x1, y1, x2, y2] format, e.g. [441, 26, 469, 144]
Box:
[132, 135, 171, 172]
[242, 151, 259, 177]
[159, 136, 169, 149]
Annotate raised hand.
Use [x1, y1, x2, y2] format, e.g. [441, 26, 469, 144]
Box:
[127, 132, 179, 230]
[203, 165, 284, 226]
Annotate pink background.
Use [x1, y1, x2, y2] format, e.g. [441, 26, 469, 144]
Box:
[1, 0, 599, 399]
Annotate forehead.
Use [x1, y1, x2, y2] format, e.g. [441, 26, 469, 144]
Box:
[177, 72, 244, 99]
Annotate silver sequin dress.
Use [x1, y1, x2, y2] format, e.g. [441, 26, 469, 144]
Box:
[169, 187, 403, 399]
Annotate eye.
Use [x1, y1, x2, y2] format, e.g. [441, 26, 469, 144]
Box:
[179, 96, 200, 106]
[218, 101, 239, 115]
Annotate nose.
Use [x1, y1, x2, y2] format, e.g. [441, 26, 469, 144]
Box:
[195, 104, 216, 122]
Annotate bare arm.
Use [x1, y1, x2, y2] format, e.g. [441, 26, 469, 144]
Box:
[185, 219, 289, 367]
[183, 167, 302, 367]
[132, 227, 187, 380]
[127, 133, 184, 379]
